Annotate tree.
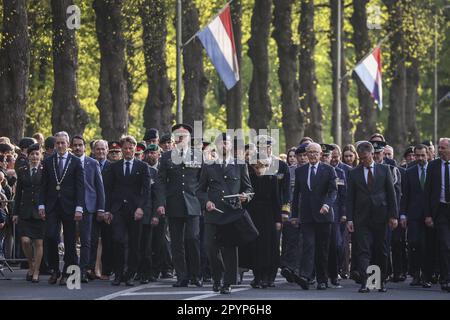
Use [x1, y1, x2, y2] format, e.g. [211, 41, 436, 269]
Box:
[225, 0, 243, 130]
[248, 0, 272, 130]
[182, 0, 208, 127]
[0, 0, 29, 143]
[273, 0, 305, 148]
[93, 0, 129, 141]
[350, 0, 376, 141]
[330, 0, 352, 144]
[141, 0, 174, 134]
[299, 0, 323, 142]
[51, 0, 88, 136]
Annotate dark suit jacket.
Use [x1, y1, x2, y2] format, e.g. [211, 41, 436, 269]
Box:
[333, 166, 347, 223]
[82, 156, 105, 213]
[291, 162, 338, 223]
[39, 153, 85, 215]
[13, 165, 43, 220]
[104, 159, 150, 214]
[346, 163, 398, 225]
[401, 164, 426, 221]
[424, 158, 448, 220]
[197, 162, 253, 225]
[337, 162, 352, 178]
[266, 156, 291, 206]
[156, 149, 202, 217]
[142, 165, 159, 225]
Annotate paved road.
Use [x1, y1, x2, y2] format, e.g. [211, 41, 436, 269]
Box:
[1, 267, 449, 300]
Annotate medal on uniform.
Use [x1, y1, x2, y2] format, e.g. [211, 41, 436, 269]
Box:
[53, 156, 71, 192]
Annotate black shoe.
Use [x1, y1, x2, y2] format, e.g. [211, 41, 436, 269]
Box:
[317, 283, 327, 290]
[340, 273, 349, 279]
[330, 278, 342, 288]
[31, 277, 40, 283]
[261, 281, 269, 289]
[220, 285, 231, 294]
[172, 279, 189, 287]
[213, 282, 221, 292]
[410, 278, 422, 286]
[59, 275, 68, 286]
[267, 281, 275, 288]
[148, 276, 156, 282]
[281, 268, 295, 283]
[81, 273, 89, 283]
[48, 272, 60, 285]
[378, 282, 387, 293]
[191, 278, 203, 287]
[308, 279, 316, 285]
[431, 274, 438, 284]
[422, 281, 432, 288]
[296, 276, 310, 290]
[350, 270, 362, 284]
[26, 273, 33, 282]
[203, 276, 212, 283]
[134, 274, 141, 281]
[250, 279, 261, 289]
[140, 276, 149, 284]
[125, 277, 135, 287]
[161, 271, 173, 279]
[358, 284, 370, 293]
[112, 276, 122, 286]
[86, 270, 97, 281]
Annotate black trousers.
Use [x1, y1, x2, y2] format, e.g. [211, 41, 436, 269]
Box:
[408, 220, 432, 281]
[151, 217, 172, 275]
[138, 224, 154, 277]
[46, 201, 77, 275]
[436, 204, 450, 282]
[204, 223, 238, 285]
[328, 222, 341, 280]
[391, 226, 407, 277]
[168, 216, 201, 281]
[88, 214, 113, 275]
[111, 205, 142, 278]
[355, 222, 389, 283]
[300, 223, 331, 284]
[280, 222, 299, 272]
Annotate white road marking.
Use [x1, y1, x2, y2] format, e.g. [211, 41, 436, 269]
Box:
[185, 288, 251, 300]
[96, 284, 169, 300]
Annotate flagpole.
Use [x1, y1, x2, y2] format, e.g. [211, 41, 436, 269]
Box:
[336, 0, 342, 146]
[176, 0, 183, 123]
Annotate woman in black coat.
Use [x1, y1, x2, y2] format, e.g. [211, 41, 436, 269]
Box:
[240, 160, 282, 288]
[12, 144, 45, 283]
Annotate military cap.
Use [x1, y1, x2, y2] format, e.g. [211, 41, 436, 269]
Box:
[108, 141, 121, 152]
[135, 143, 146, 154]
[18, 137, 36, 150]
[44, 136, 56, 149]
[295, 143, 309, 155]
[403, 146, 415, 158]
[27, 143, 41, 153]
[144, 144, 160, 153]
[171, 123, 193, 135]
[320, 143, 336, 155]
[160, 133, 173, 144]
[143, 128, 159, 141]
[370, 140, 387, 153]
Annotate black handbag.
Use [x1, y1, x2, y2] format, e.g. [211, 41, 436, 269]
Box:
[215, 208, 259, 247]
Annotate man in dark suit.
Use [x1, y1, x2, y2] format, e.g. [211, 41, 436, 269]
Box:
[346, 141, 398, 293]
[424, 137, 450, 292]
[291, 143, 338, 290]
[401, 144, 433, 287]
[88, 139, 113, 280]
[104, 135, 150, 286]
[71, 135, 105, 283]
[156, 124, 203, 287]
[39, 131, 85, 285]
[197, 133, 253, 294]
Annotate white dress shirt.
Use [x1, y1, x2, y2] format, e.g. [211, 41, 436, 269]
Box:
[441, 160, 450, 203]
[307, 163, 318, 190]
[364, 161, 375, 184]
[123, 158, 135, 175]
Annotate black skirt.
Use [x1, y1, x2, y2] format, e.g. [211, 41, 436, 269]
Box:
[18, 218, 46, 240]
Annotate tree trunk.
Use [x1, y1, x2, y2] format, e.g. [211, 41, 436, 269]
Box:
[93, 0, 129, 141]
[0, 0, 29, 143]
[225, 0, 243, 130]
[273, 0, 305, 149]
[384, 0, 407, 156]
[405, 57, 420, 145]
[182, 0, 208, 128]
[141, 0, 174, 134]
[330, 0, 352, 145]
[298, 0, 322, 142]
[51, 0, 88, 136]
[351, 0, 376, 141]
[248, 0, 272, 130]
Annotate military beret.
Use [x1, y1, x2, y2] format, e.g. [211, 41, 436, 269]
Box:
[108, 141, 121, 152]
[295, 143, 309, 155]
[144, 144, 160, 153]
[421, 140, 433, 147]
[143, 128, 159, 141]
[27, 143, 41, 153]
[135, 143, 146, 154]
[403, 146, 415, 158]
[320, 143, 335, 155]
[19, 137, 36, 150]
[171, 123, 193, 135]
[0, 143, 13, 153]
[44, 136, 56, 149]
[370, 140, 387, 153]
[159, 133, 173, 144]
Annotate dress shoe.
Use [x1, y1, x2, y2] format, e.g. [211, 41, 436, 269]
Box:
[86, 270, 97, 281]
[330, 278, 342, 288]
[296, 276, 310, 290]
[148, 276, 156, 282]
[308, 279, 316, 285]
[111, 276, 122, 286]
[161, 271, 173, 279]
[191, 278, 203, 287]
[261, 281, 269, 289]
[422, 281, 432, 288]
[410, 278, 422, 286]
[59, 275, 68, 286]
[213, 282, 222, 292]
[431, 274, 438, 284]
[267, 282, 275, 288]
[317, 283, 327, 290]
[378, 282, 387, 292]
[140, 277, 150, 284]
[203, 276, 212, 283]
[125, 278, 135, 286]
[220, 285, 231, 294]
[340, 272, 349, 279]
[26, 273, 33, 282]
[358, 284, 370, 293]
[250, 279, 261, 289]
[172, 279, 189, 287]
[81, 273, 89, 283]
[31, 277, 40, 283]
[281, 267, 295, 283]
[100, 275, 110, 281]
[48, 272, 60, 285]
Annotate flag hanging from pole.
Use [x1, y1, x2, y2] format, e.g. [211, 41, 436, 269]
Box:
[197, 4, 239, 90]
[354, 46, 383, 110]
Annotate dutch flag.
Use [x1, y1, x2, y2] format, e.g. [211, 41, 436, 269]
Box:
[354, 46, 383, 110]
[197, 4, 240, 90]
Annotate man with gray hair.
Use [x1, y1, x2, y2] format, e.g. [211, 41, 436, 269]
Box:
[346, 141, 398, 293]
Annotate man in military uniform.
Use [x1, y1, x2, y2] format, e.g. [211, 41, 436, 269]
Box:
[402, 146, 416, 169]
[135, 143, 146, 161]
[156, 124, 203, 287]
[143, 128, 159, 146]
[197, 133, 253, 294]
[107, 141, 122, 163]
[159, 134, 174, 153]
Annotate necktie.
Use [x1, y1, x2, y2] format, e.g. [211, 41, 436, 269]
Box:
[310, 165, 316, 188]
[125, 161, 131, 176]
[420, 166, 426, 190]
[31, 167, 37, 177]
[367, 166, 374, 190]
[58, 156, 64, 177]
[445, 161, 450, 203]
[99, 161, 103, 171]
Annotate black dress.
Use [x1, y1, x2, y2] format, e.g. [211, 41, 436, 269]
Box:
[239, 166, 282, 283]
[13, 165, 45, 240]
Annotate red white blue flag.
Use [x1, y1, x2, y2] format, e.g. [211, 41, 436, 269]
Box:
[355, 46, 383, 110]
[197, 4, 240, 90]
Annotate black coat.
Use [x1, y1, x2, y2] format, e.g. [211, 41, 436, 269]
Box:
[401, 164, 426, 221]
[424, 159, 448, 220]
[14, 165, 43, 220]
